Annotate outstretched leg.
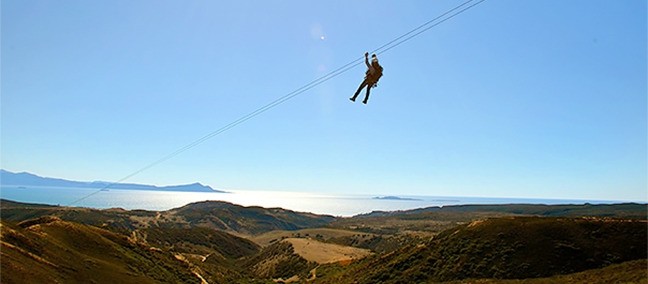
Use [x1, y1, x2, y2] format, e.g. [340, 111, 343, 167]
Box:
[362, 82, 373, 104]
[351, 80, 368, 102]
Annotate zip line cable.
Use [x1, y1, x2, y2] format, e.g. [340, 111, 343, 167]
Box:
[370, 0, 478, 55]
[376, 0, 487, 56]
[67, 0, 487, 206]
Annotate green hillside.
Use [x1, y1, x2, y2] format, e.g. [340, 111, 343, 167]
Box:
[446, 259, 648, 284]
[317, 217, 647, 283]
[1, 217, 198, 284]
[1, 199, 645, 283]
[169, 200, 336, 235]
[145, 226, 260, 258]
[243, 241, 316, 280]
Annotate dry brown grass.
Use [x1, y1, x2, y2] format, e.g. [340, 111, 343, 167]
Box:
[251, 228, 372, 246]
[284, 238, 372, 264]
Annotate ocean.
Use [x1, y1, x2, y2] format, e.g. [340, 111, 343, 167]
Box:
[0, 185, 617, 217]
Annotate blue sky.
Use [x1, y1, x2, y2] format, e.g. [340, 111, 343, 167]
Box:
[2, 0, 646, 201]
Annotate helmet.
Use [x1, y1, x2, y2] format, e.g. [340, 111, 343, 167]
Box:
[371, 54, 378, 63]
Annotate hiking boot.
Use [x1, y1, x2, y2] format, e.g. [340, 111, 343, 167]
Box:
[350, 97, 356, 102]
[362, 100, 367, 104]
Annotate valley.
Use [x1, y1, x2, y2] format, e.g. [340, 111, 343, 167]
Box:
[1, 199, 646, 283]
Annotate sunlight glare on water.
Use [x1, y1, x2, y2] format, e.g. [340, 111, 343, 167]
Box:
[0, 186, 614, 217]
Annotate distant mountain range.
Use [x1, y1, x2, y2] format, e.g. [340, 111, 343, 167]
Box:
[0, 170, 224, 193]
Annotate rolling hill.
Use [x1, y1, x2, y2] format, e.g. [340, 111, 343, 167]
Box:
[0, 199, 336, 235]
[1, 199, 645, 283]
[358, 202, 648, 219]
[316, 216, 647, 283]
[168, 200, 336, 235]
[446, 259, 648, 284]
[1, 217, 199, 284]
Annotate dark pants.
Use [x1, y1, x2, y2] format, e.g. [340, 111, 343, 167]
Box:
[351, 79, 373, 103]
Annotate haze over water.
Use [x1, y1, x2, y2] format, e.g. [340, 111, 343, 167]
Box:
[0, 185, 618, 217]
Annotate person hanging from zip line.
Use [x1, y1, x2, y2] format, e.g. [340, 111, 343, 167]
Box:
[350, 52, 383, 104]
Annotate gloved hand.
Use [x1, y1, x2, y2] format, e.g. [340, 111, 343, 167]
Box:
[364, 52, 369, 57]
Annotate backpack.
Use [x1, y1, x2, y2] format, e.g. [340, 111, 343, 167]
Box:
[374, 65, 383, 81]
[369, 65, 383, 87]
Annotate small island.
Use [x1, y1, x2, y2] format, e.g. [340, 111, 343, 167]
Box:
[373, 196, 423, 201]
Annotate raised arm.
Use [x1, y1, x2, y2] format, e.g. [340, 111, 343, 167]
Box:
[364, 52, 371, 68]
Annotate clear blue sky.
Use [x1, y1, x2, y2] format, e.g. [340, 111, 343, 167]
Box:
[2, 0, 646, 201]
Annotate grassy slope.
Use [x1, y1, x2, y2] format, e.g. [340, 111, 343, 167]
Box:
[2, 200, 645, 283]
[250, 227, 374, 246]
[333, 203, 647, 236]
[1, 216, 259, 283]
[242, 241, 317, 280]
[316, 217, 647, 283]
[145, 226, 260, 258]
[447, 259, 647, 284]
[285, 237, 372, 264]
[169, 200, 336, 235]
[1, 217, 199, 284]
[361, 203, 648, 219]
[0, 199, 337, 283]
